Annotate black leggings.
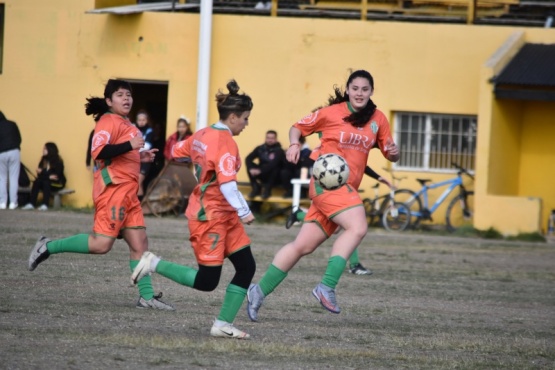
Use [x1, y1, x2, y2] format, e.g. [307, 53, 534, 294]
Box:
[193, 246, 256, 292]
[30, 178, 61, 206]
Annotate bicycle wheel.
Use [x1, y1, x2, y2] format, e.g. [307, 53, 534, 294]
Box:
[446, 191, 474, 232]
[394, 188, 422, 228]
[382, 201, 412, 232]
[363, 198, 379, 227]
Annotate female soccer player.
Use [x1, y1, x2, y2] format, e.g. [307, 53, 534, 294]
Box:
[247, 69, 400, 321]
[131, 80, 256, 339]
[285, 165, 395, 275]
[28, 79, 174, 310]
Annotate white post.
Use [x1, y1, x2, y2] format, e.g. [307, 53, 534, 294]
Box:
[196, 0, 213, 130]
[290, 179, 310, 212]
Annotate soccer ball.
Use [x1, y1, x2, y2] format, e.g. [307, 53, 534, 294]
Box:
[312, 153, 350, 190]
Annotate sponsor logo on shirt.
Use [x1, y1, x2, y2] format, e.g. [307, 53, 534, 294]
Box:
[91, 130, 111, 152]
[370, 121, 379, 134]
[193, 139, 207, 155]
[297, 111, 319, 125]
[338, 131, 374, 152]
[219, 153, 237, 177]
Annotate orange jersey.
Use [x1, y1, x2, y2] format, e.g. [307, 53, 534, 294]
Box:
[172, 123, 242, 221]
[294, 102, 393, 190]
[91, 113, 142, 199]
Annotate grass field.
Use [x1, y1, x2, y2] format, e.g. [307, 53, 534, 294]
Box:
[1, 210, 554, 369]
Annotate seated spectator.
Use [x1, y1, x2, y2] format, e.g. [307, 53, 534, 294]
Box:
[245, 130, 285, 199]
[22, 142, 66, 211]
[164, 116, 193, 163]
[280, 136, 313, 198]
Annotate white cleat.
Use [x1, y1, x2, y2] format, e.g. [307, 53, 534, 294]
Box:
[136, 292, 175, 311]
[29, 236, 51, 271]
[210, 320, 250, 340]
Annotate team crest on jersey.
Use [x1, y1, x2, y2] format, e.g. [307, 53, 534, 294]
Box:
[219, 153, 237, 176]
[91, 130, 111, 152]
[370, 121, 379, 134]
[297, 111, 319, 125]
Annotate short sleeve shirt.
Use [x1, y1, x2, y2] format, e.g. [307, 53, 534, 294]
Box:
[172, 123, 242, 221]
[91, 113, 141, 197]
[293, 102, 394, 190]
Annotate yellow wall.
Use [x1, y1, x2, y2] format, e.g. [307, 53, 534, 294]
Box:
[476, 195, 543, 234]
[519, 101, 555, 232]
[475, 31, 554, 235]
[488, 99, 523, 196]
[3, 0, 555, 234]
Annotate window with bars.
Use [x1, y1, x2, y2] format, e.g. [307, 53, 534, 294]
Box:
[393, 112, 477, 172]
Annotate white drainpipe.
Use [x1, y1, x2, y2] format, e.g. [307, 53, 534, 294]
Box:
[196, 0, 213, 130]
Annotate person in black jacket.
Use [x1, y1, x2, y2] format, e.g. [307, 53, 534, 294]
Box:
[245, 130, 285, 199]
[279, 136, 313, 198]
[22, 142, 66, 211]
[0, 111, 22, 210]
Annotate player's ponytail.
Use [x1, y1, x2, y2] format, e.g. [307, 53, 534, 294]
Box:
[85, 97, 109, 122]
[215, 79, 253, 120]
[85, 79, 133, 122]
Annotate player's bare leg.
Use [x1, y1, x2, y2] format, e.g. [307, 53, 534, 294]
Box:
[273, 222, 328, 271]
[247, 223, 327, 321]
[124, 228, 174, 311]
[313, 206, 367, 313]
[29, 233, 114, 271]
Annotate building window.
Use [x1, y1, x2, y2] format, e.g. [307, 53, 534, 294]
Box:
[393, 112, 477, 172]
[0, 4, 4, 74]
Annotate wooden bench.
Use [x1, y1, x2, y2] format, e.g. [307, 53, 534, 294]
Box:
[18, 186, 75, 209]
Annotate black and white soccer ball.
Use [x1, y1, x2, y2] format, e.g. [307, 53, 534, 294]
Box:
[312, 153, 350, 190]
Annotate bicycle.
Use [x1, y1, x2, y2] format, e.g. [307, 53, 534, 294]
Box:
[362, 173, 413, 232]
[394, 163, 474, 232]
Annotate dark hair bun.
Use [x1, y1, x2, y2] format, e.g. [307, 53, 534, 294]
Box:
[227, 80, 240, 95]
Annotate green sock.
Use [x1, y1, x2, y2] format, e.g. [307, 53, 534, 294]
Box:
[46, 234, 89, 254]
[217, 284, 247, 323]
[349, 249, 360, 267]
[155, 260, 197, 287]
[258, 264, 288, 296]
[321, 255, 347, 289]
[296, 211, 306, 222]
[130, 260, 154, 300]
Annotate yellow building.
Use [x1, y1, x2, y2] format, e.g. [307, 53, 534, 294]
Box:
[1, 0, 554, 235]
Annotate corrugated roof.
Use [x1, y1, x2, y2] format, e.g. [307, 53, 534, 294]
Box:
[493, 43, 555, 87]
[87, 2, 199, 15]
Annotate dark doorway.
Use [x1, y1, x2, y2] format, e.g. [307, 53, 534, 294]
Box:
[126, 79, 169, 194]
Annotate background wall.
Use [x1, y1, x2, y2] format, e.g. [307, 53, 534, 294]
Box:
[2, 0, 554, 232]
[488, 99, 523, 196]
[519, 101, 555, 232]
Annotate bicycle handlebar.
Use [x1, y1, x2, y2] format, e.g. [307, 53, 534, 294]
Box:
[451, 163, 475, 180]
